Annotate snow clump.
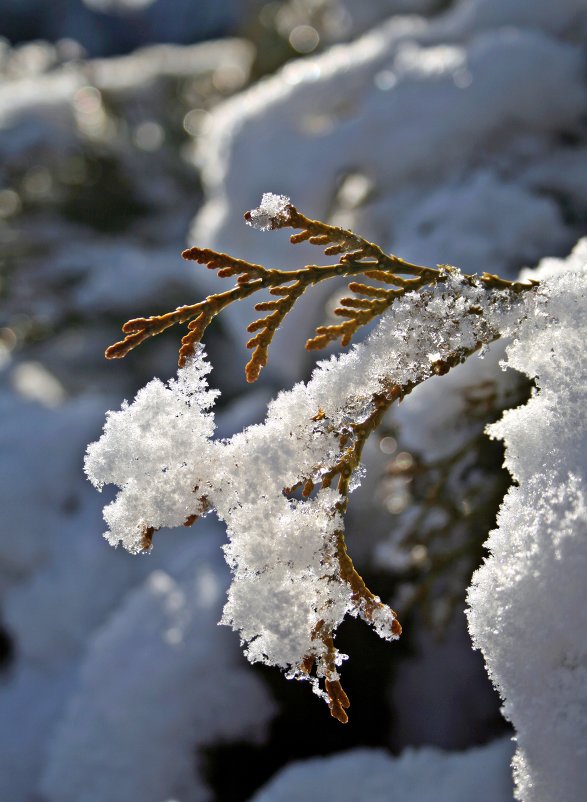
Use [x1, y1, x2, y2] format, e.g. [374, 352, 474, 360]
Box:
[245, 193, 292, 231]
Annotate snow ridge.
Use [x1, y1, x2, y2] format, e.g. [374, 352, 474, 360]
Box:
[467, 242, 587, 802]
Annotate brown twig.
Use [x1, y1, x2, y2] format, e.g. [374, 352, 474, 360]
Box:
[106, 201, 538, 380]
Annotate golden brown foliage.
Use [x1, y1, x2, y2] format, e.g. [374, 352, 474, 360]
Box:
[106, 200, 536, 382]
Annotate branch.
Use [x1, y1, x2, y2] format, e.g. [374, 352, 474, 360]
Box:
[106, 195, 537, 382]
[98, 195, 540, 723]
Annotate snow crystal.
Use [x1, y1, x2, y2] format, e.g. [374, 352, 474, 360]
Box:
[245, 192, 292, 231]
[467, 242, 587, 802]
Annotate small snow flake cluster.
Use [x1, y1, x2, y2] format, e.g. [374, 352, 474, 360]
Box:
[86, 268, 540, 692]
[245, 192, 292, 231]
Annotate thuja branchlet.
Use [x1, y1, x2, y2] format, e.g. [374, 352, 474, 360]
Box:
[105, 194, 538, 723]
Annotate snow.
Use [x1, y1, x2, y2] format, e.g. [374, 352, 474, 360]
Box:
[85, 348, 219, 553]
[467, 243, 587, 802]
[39, 531, 275, 802]
[193, 3, 586, 270]
[251, 739, 515, 802]
[245, 192, 293, 231]
[381, 338, 520, 464]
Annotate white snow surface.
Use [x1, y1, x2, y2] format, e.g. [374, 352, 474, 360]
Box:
[0, 36, 269, 802]
[0, 389, 275, 802]
[193, 0, 587, 265]
[39, 531, 275, 802]
[467, 241, 587, 802]
[250, 739, 515, 802]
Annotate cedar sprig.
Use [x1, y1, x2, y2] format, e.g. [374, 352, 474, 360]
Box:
[307, 283, 405, 349]
[107, 200, 537, 381]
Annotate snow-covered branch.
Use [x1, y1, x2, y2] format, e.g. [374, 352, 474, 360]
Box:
[86, 199, 542, 721]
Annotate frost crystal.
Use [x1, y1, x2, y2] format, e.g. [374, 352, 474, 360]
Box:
[245, 192, 292, 230]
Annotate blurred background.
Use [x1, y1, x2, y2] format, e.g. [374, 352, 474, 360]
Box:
[1, 1, 586, 800]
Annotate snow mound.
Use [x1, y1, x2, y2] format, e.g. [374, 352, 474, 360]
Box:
[468, 241, 587, 802]
[251, 739, 515, 802]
